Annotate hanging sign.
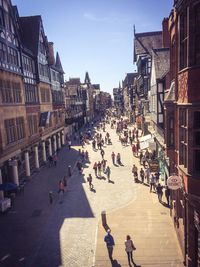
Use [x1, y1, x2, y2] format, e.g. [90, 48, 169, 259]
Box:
[167, 175, 182, 190]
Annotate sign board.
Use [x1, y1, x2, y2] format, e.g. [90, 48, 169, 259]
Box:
[139, 134, 153, 150]
[167, 175, 182, 190]
[148, 160, 159, 172]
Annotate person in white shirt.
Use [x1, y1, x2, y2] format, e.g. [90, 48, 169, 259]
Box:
[124, 235, 136, 266]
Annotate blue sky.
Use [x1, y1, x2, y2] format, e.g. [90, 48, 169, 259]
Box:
[12, 0, 173, 93]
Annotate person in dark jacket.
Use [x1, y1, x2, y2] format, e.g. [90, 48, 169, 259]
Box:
[104, 229, 115, 261]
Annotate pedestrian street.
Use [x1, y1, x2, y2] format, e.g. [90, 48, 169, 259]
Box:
[0, 120, 183, 267]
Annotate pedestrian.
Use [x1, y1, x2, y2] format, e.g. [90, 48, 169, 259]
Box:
[104, 229, 115, 262]
[102, 159, 107, 173]
[116, 153, 121, 165]
[68, 140, 71, 150]
[124, 235, 136, 266]
[58, 180, 65, 194]
[48, 155, 53, 167]
[156, 183, 163, 202]
[49, 191, 53, 204]
[155, 172, 160, 184]
[150, 173, 156, 192]
[93, 162, 97, 176]
[139, 152, 143, 165]
[111, 152, 115, 165]
[92, 139, 96, 150]
[53, 154, 58, 167]
[140, 168, 145, 183]
[165, 186, 170, 206]
[136, 139, 140, 155]
[100, 149, 105, 159]
[97, 161, 102, 177]
[63, 175, 67, 187]
[145, 167, 150, 184]
[76, 161, 82, 173]
[105, 165, 111, 182]
[132, 144, 136, 156]
[87, 174, 94, 190]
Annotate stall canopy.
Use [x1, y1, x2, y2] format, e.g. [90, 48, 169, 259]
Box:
[139, 134, 154, 150]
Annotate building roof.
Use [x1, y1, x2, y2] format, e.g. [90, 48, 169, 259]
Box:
[93, 84, 100, 90]
[152, 48, 170, 80]
[19, 16, 41, 55]
[55, 52, 64, 74]
[134, 31, 162, 62]
[123, 73, 137, 87]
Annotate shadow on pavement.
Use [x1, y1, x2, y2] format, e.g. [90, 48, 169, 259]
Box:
[0, 146, 95, 267]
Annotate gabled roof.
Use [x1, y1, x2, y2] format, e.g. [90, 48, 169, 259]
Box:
[152, 48, 170, 80]
[19, 16, 41, 55]
[84, 72, 91, 84]
[55, 52, 64, 74]
[123, 73, 137, 86]
[93, 84, 100, 90]
[134, 31, 162, 62]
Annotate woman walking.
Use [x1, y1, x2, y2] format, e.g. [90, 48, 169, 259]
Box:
[125, 235, 136, 266]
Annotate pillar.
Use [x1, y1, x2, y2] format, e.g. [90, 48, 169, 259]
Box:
[57, 133, 61, 149]
[34, 145, 39, 169]
[24, 151, 31, 177]
[61, 131, 65, 146]
[42, 141, 47, 162]
[0, 168, 4, 200]
[12, 160, 19, 186]
[53, 136, 57, 153]
[49, 138, 52, 156]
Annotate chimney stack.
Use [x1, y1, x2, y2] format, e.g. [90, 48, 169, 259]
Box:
[162, 18, 170, 48]
[48, 42, 55, 65]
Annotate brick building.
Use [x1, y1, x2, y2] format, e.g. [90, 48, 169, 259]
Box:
[164, 0, 200, 266]
[0, 0, 65, 200]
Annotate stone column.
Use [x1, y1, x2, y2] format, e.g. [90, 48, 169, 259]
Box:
[24, 151, 31, 177]
[12, 160, 19, 186]
[42, 141, 47, 162]
[57, 133, 61, 149]
[34, 145, 39, 169]
[61, 131, 65, 146]
[0, 168, 4, 200]
[53, 136, 57, 154]
[49, 138, 52, 156]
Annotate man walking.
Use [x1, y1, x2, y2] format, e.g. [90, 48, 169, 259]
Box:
[104, 229, 115, 261]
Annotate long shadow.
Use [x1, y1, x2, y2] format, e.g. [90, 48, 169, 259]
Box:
[0, 146, 95, 267]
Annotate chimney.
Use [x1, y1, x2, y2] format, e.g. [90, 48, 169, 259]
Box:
[162, 18, 170, 48]
[48, 42, 55, 65]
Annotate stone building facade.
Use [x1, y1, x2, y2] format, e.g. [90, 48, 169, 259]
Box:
[0, 0, 65, 199]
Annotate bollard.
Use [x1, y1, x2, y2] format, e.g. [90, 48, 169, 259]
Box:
[101, 210, 107, 226]
[68, 165, 72, 177]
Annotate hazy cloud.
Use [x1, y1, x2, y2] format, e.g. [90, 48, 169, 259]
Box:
[83, 13, 109, 22]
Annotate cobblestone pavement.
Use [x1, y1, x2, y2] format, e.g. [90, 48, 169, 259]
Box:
[0, 122, 183, 267]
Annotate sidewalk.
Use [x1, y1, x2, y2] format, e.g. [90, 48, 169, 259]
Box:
[94, 124, 184, 267]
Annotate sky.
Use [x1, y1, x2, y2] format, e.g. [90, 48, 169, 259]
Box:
[12, 0, 173, 94]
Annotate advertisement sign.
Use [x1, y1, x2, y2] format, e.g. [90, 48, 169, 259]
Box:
[148, 160, 159, 172]
[167, 175, 182, 190]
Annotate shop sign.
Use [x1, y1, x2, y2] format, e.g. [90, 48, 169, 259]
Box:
[167, 175, 182, 190]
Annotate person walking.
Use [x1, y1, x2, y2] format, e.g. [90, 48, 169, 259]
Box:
[156, 183, 163, 202]
[145, 167, 150, 184]
[150, 173, 156, 192]
[97, 161, 102, 177]
[125, 235, 136, 266]
[111, 152, 115, 165]
[100, 149, 105, 159]
[140, 168, 145, 183]
[87, 174, 94, 190]
[165, 186, 170, 206]
[93, 162, 97, 177]
[105, 165, 111, 182]
[68, 140, 72, 150]
[104, 229, 115, 262]
[116, 153, 121, 165]
[53, 154, 58, 167]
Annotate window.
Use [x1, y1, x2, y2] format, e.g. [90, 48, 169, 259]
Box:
[22, 55, 34, 73]
[0, 79, 22, 103]
[179, 108, 187, 167]
[28, 115, 38, 136]
[193, 111, 200, 172]
[8, 46, 18, 66]
[41, 88, 50, 102]
[0, 8, 4, 27]
[180, 9, 188, 69]
[39, 63, 49, 78]
[5, 118, 16, 144]
[16, 117, 25, 140]
[24, 83, 38, 103]
[0, 42, 7, 62]
[194, 150, 200, 172]
[194, 111, 200, 129]
[171, 38, 176, 80]
[195, 4, 200, 65]
[168, 117, 174, 147]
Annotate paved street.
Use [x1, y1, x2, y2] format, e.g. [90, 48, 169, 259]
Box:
[0, 122, 183, 267]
